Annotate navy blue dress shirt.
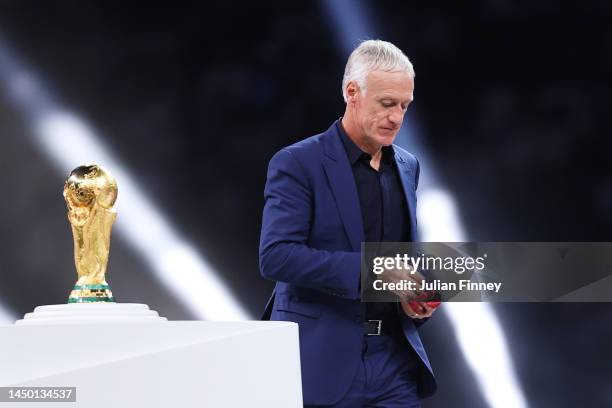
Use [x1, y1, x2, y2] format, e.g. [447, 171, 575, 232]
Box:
[337, 120, 412, 325]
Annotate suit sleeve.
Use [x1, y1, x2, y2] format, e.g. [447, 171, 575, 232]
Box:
[259, 148, 360, 299]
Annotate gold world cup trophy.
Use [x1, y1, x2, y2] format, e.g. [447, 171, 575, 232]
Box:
[63, 164, 117, 303]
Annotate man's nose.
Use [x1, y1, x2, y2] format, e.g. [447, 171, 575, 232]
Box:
[388, 107, 404, 126]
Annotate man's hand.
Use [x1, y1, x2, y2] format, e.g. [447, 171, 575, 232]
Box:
[400, 300, 439, 319]
[378, 262, 425, 301]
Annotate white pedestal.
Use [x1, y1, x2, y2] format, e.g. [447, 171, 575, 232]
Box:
[15, 303, 167, 325]
[0, 319, 302, 407]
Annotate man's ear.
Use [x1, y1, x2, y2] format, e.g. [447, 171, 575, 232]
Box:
[346, 81, 360, 105]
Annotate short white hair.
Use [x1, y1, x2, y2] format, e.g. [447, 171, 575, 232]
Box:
[342, 39, 415, 102]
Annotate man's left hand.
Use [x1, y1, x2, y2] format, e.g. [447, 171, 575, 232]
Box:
[400, 300, 438, 319]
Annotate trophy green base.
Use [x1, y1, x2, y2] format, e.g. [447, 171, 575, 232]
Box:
[68, 284, 115, 303]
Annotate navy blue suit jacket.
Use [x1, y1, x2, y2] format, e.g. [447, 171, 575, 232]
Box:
[259, 120, 436, 405]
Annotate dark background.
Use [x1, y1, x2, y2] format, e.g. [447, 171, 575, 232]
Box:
[0, 2, 610, 407]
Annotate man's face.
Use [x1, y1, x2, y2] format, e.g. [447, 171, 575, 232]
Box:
[351, 70, 414, 146]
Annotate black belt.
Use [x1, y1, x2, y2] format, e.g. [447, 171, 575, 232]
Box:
[363, 319, 399, 336]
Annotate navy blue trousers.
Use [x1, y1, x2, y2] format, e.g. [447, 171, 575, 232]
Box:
[305, 334, 421, 408]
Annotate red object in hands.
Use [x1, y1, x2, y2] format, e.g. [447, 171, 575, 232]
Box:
[407, 290, 442, 312]
[407, 300, 441, 313]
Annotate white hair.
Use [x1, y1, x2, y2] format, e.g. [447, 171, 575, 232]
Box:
[342, 39, 415, 102]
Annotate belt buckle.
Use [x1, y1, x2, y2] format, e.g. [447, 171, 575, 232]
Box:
[367, 319, 382, 336]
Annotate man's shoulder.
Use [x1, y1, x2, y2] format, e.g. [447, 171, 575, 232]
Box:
[283, 132, 325, 155]
[392, 143, 419, 167]
[284, 122, 335, 155]
[271, 125, 335, 164]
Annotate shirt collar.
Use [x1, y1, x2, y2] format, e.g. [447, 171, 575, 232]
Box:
[336, 118, 395, 166]
[337, 119, 363, 165]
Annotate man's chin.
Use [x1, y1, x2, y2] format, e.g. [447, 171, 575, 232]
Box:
[376, 134, 397, 146]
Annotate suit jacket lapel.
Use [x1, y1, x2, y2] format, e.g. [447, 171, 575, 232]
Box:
[321, 122, 364, 252]
[393, 149, 419, 242]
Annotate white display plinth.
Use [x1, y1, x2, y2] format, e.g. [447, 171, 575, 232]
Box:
[1, 309, 302, 407]
[16, 303, 168, 325]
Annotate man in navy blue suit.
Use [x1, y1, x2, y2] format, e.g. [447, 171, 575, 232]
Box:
[259, 40, 437, 407]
